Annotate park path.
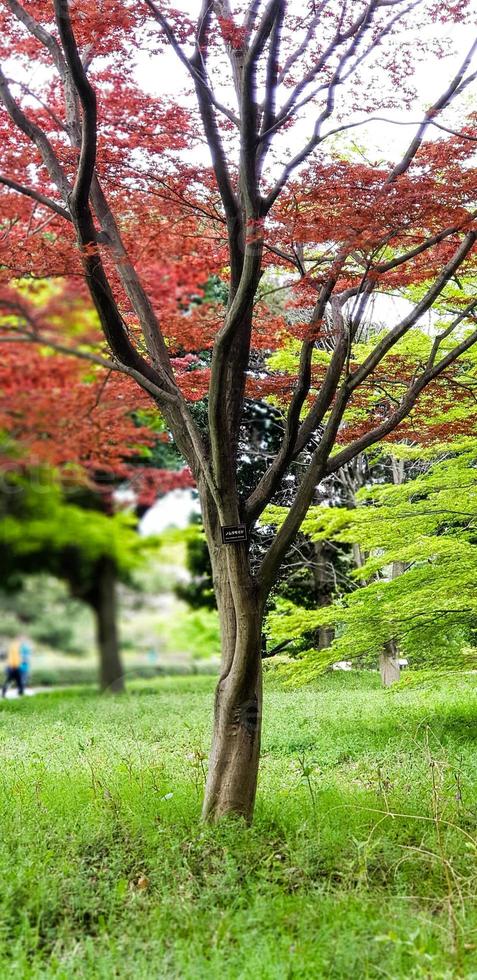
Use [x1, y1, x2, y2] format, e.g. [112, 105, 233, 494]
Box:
[2, 686, 62, 699]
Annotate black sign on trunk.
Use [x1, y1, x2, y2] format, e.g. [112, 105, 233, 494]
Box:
[221, 523, 247, 544]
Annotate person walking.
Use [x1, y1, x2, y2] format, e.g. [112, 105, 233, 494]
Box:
[2, 636, 25, 697]
[19, 635, 32, 688]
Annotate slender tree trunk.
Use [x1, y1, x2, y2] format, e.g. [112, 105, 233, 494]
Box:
[378, 460, 407, 686]
[91, 557, 125, 693]
[312, 540, 334, 649]
[379, 638, 401, 687]
[379, 555, 407, 686]
[202, 561, 263, 822]
[352, 542, 402, 684]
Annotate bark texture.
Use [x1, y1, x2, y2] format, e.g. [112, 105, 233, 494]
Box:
[202, 648, 262, 821]
[379, 639, 400, 687]
[201, 542, 263, 822]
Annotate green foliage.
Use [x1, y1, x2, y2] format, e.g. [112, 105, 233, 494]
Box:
[131, 411, 185, 470]
[1, 674, 477, 976]
[267, 336, 332, 373]
[264, 322, 477, 443]
[0, 475, 155, 590]
[157, 605, 221, 661]
[202, 274, 229, 306]
[267, 441, 477, 679]
[174, 523, 216, 609]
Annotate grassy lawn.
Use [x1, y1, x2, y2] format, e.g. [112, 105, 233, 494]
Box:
[1, 673, 477, 977]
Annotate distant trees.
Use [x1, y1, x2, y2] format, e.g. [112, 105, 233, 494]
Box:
[268, 439, 477, 681]
[0, 575, 92, 656]
[0, 475, 153, 691]
[0, 287, 192, 690]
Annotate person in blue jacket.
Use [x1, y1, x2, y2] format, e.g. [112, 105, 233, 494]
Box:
[19, 635, 32, 688]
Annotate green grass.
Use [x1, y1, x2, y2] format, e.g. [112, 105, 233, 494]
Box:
[2, 673, 477, 977]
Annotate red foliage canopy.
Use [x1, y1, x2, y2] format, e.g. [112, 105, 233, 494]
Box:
[1, 2, 477, 531]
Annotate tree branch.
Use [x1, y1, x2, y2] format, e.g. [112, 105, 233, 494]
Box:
[254, 222, 477, 575]
[326, 317, 477, 475]
[347, 231, 477, 394]
[0, 66, 71, 200]
[258, 0, 285, 167]
[143, 0, 239, 126]
[262, 22, 477, 212]
[53, 0, 96, 213]
[386, 36, 477, 184]
[0, 175, 71, 221]
[262, 2, 378, 212]
[245, 287, 346, 524]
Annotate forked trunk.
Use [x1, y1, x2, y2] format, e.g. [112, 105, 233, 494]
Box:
[91, 557, 125, 693]
[379, 639, 400, 687]
[202, 586, 263, 822]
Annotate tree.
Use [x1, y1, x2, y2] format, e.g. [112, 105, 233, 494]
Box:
[2, 1, 477, 820]
[0, 290, 195, 690]
[0, 294, 192, 505]
[267, 438, 477, 677]
[0, 474, 155, 690]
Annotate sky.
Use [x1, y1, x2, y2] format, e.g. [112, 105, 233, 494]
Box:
[139, 489, 199, 535]
[135, 2, 477, 169]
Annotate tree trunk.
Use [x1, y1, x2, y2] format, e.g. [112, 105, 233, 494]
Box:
[202, 575, 263, 822]
[379, 639, 400, 687]
[312, 540, 334, 650]
[91, 557, 125, 693]
[379, 555, 407, 687]
[377, 461, 407, 687]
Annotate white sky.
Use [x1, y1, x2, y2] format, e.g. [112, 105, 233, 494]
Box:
[135, 5, 477, 170]
[140, 489, 199, 534]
